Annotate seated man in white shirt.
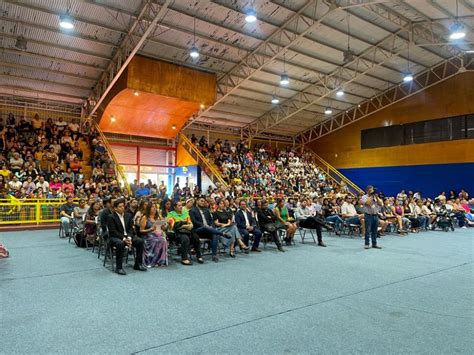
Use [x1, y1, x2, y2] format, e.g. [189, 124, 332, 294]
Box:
[294, 200, 328, 246]
[341, 195, 365, 234]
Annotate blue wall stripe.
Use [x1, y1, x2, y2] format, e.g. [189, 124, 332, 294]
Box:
[339, 163, 474, 197]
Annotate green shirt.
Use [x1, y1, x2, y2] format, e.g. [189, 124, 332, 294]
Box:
[278, 206, 289, 222]
[167, 209, 190, 223]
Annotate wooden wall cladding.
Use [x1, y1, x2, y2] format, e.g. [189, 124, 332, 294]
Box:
[309, 72, 474, 168]
[127, 56, 216, 106]
[99, 56, 216, 139]
[99, 89, 201, 139]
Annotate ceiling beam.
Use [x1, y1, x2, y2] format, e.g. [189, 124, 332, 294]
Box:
[0, 85, 84, 103]
[87, 0, 172, 118]
[88, 0, 399, 90]
[295, 54, 472, 144]
[2, 0, 128, 34]
[242, 28, 409, 138]
[241, 1, 473, 138]
[0, 31, 111, 61]
[0, 73, 91, 91]
[364, 1, 464, 57]
[0, 61, 97, 82]
[1, 48, 105, 73]
[189, 0, 334, 121]
[0, 16, 119, 49]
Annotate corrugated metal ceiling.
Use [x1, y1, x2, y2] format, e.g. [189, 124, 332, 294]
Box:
[0, 0, 472, 138]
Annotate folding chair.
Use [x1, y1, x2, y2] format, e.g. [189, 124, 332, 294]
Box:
[102, 226, 133, 271]
[298, 226, 316, 244]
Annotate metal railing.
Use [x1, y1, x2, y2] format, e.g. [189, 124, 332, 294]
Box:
[88, 119, 131, 194]
[179, 133, 228, 188]
[0, 196, 66, 225]
[305, 150, 364, 196]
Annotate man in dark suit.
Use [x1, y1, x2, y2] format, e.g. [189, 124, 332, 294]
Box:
[235, 200, 262, 252]
[189, 196, 228, 262]
[106, 198, 146, 275]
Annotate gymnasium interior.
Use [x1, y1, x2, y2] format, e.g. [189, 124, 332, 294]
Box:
[0, 1, 473, 354]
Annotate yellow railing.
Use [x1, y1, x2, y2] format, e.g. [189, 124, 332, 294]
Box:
[179, 133, 228, 188]
[89, 119, 131, 194]
[0, 196, 66, 225]
[306, 150, 364, 196]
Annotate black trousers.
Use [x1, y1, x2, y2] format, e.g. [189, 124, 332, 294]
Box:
[261, 227, 282, 248]
[109, 236, 144, 270]
[176, 231, 202, 261]
[238, 227, 262, 249]
[299, 217, 323, 243]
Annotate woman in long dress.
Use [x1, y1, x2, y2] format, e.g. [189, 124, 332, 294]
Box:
[139, 201, 168, 267]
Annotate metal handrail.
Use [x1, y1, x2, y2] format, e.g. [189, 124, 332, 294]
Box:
[89, 120, 131, 194]
[179, 133, 228, 188]
[306, 150, 364, 195]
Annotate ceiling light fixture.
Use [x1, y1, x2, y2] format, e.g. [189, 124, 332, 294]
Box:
[280, 52, 289, 85]
[449, 0, 466, 40]
[190, 47, 199, 58]
[403, 73, 414, 82]
[245, 9, 257, 23]
[343, 13, 355, 64]
[200, 104, 205, 109]
[172, 124, 177, 130]
[324, 107, 333, 115]
[110, 116, 116, 122]
[403, 42, 413, 83]
[59, 13, 74, 29]
[465, 50, 474, 53]
[336, 89, 344, 97]
[449, 22, 466, 40]
[15, 35, 27, 51]
[134, 91, 139, 96]
[271, 95, 280, 104]
[190, 17, 199, 59]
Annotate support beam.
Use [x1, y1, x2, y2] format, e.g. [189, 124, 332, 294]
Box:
[1, 48, 105, 73]
[0, 62, 97, 82]
[194, 0, 334, 124]
[295, 54, 472, 145]
[86, 0, 172, 118]
[366, 1, 464, 57]
[242, 29, 408, 137]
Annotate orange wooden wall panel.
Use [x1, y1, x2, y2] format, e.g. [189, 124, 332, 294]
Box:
[100, 89, 201, 139]
[176, 144, 198, 167]
[127, 56, 216, 106]
[309, 72, 474, 168]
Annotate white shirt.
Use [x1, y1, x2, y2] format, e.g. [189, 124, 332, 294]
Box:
[199, 208, 209, 226]
[242, 209, 250, 228]
[8, 180, 22, 191]
[341, 202, 357, 217]
[116, 212, 127, 236]
[36, 181, 50, 192]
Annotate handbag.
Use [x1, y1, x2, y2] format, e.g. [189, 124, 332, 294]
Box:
[263, 223, 277, 232]
[174, 221, 192, 235]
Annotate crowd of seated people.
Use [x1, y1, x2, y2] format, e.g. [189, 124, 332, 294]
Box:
[0, 113, 120, 202]
[4, 123, 471, 273]
[56, 168, 472, 275]
[190, 134, 348, 201]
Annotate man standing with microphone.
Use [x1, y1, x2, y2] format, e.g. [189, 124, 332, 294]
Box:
[361, 185, 383, 250]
